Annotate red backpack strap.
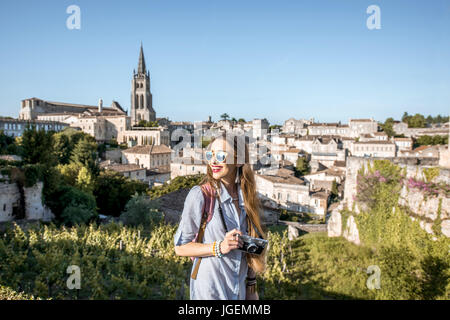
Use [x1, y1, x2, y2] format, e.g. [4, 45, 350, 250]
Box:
[190, 183, 217, 280]
[200, 182, 216, 222]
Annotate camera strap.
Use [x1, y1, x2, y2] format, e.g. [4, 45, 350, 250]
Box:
[216, 182, 265, 240]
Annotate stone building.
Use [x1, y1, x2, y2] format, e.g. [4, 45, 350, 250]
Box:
[392, 137, 413, 151]
[170, 157, 207, 180]
[255, 169, 329, 216]
[293, 135, 314, 153]
[348, 118, 378, 137]
[122, 144, 172, 172]
[17, 45, 174, 146]
[398, 145, 440, 158]
[0, 117, 68, 137]
[19, 97, 126, 121]
[122, 127, 170, 146]
[393, 121, 449, 138]
[351, 140, 396, 158]
[130, 44, 156, 125]
[282, 118, 313, 135]
[100, 161, 147, 183]
[308, 123, 350, 137]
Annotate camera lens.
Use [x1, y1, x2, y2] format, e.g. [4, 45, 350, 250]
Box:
[247, 243, 258, 253]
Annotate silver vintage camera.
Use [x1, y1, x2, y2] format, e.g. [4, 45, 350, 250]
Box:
[237, 234, 268, 255]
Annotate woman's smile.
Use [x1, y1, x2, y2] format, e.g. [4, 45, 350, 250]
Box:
[211, 165, 223, 173]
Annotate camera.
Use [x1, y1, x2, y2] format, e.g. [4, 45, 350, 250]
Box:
[237, 234, 268, 255]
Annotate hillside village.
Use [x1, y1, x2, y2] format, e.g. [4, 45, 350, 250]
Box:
[0, 46, 449, 239]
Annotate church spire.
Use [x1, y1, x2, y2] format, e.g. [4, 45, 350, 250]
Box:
[138, 43, 146, 74]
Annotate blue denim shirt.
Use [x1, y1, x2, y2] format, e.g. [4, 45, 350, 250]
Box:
[174, 182, 248, 300]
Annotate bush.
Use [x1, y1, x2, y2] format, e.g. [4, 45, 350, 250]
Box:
[149, 174, 205, 199]
[61, 205, 96, 226]
[46, 185, 97, 224]
[120, 194, 163, 227]
[94, 171, 148, 217]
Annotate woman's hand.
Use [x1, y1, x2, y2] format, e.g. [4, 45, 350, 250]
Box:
[219, 229, 243, 255]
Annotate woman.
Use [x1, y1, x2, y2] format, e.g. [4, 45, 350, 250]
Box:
[174, 132, 267, 300]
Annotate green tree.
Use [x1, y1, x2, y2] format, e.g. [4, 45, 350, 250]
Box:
[330, 180, 338, 202]
[238, 118, 246, 123]
[380, 117, 396, 137]
[76, 166, 95, 194]
[220, 113, 230, 121]
[295, 155, 310, 177]
[20, 126, 56, 165]
[408, 114, 426, 128]
[120, 193, 163, 227]
[45, 184, 97, 223]
[0, 130, 17, 155]
[61, 205, 96, 226]
[70, 137, 99, 175]
[94, 170, 149, 216]
[53, 128, 90, 165]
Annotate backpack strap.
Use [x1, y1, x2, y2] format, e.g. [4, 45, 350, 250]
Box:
[191, 183, 216, 280]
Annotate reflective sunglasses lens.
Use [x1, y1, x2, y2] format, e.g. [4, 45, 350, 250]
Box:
[205, 151, 213, 161]
[216, 151, 226, 162]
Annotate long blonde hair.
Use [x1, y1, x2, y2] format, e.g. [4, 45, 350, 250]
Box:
[201, 132, 267, 274]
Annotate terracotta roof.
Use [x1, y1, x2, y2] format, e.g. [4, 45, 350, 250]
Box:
[297, 135, 315, 141]
[256, 172, 305, 185]
[333, 160, 346, 167]
[393, 137, 413, 141]
[309, 123, 340, 127]
[412, 145, 434, 152]
[123, 144, 172, 154]
[103, 164, 144, 173]
[349, 119, 374, 122]
[284, 148, 301, 153]
[354, 141, 395, 145]
[311, 191, 329, 199]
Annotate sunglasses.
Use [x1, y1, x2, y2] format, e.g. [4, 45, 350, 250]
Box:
[205, 150, 228, 163]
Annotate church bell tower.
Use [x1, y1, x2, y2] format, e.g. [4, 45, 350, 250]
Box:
[131, 44, 156, 125]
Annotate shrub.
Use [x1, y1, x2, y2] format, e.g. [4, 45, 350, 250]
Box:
[120, 194, 163, 227]
[61, 205, 96, 226]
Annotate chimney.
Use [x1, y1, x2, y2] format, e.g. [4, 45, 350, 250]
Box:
[98, 99, 103, 113]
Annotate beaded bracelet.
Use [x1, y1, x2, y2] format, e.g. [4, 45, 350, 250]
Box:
[212, 241, 217, 257]
[214, 240, 224, 258]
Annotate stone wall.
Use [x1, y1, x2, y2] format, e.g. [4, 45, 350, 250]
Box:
[0, 183, 21, 222]
[331, 156, 450, 242]
[0, 181, 53, 223]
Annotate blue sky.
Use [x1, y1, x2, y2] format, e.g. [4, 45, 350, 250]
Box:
[0, 0, 449, 125]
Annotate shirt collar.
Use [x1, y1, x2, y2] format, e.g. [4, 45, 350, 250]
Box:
[218, 181, 245, 207]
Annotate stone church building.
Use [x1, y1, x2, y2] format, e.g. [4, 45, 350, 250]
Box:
[17, 45, 165, 145]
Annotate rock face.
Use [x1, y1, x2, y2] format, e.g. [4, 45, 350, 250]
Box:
[0, 183, 21, 222]
[288, 225, 299, 240]
[398, 185, 449, 221]
[342, 157, 450, 238]
[24, 182, 54, 222]
[342, 215, 360, 245]
[441, 220, 450, 237]
[0, 181, 54, 223]
[327, 209, 342, 237]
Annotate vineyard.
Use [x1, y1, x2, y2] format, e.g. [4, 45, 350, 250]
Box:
[1, 220, 448, 300]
